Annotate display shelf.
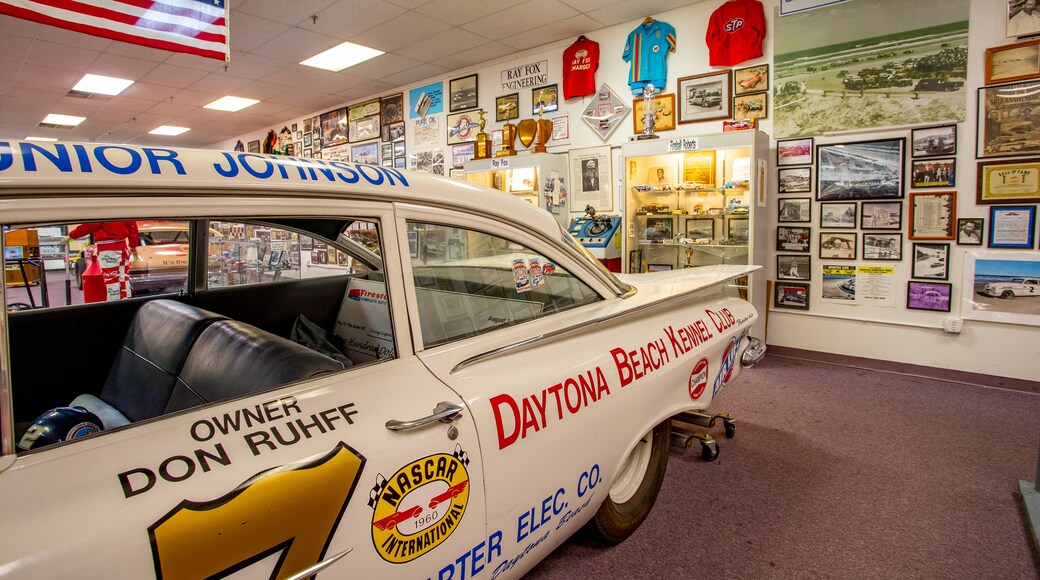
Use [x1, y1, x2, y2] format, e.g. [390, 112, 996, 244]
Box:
[462, 153, 568, 228]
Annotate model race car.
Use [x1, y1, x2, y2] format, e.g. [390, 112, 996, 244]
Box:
[0, 141, 763, 579]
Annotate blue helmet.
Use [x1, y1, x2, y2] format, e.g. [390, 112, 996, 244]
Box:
[17, 406, 103, 451]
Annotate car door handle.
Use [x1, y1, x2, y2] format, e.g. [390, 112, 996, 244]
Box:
[386, 401, 463, 432]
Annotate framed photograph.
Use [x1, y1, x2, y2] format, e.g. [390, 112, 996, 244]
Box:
[977, 80, 1040, 158]
[778, 166, 811, 193]
[303, 133, 312, 148]
[988, 205, 1037, 248]
[819, 202, 856, 228]
[394, 157, 406, 169]
[393, 141, 406, 156]
[449, 74, 478, 113]
[733, 92, 768, 121]
[647, 264, 673, 272]
[862, 233, 903, 260]
[987, 39, 1040, 84]
[819, 232, 857, 259]
[685, 217, 716, 240]
[957, 218, 984, 245]
[682, 150, 715, 186]
[778, 198, 811, 223]
[633, 93, 676, 133]
[350, 114, 380, 143]
[909, 191, 956, 240]
[350, 141, 379, 165]
[777, 255, 811, 281]
[911, 125, 957, 158]
[304, 148, 313, 158]
[911, 158, 955, 188]
[726, 216, 749, 243]
[295, 131, 302, 140]
[247, 140, 260, 153]
[976, 157, 1040, 204]
[381, 157, 393, 167]
[388, 122, 405, 143]
[734, 64, 769, 96]
[817, 138, 905, 200]
[446, 110, 480, 145]
[907, 281, 952, 312]
[320, 108, 348, 146]
[532, 84, 559, 114]
[380, 142, 393, 160]
[629, 249, 642, 273]
[381, 93, 404, 125]
[496, 93, 519, 122]
[962, 250, 1040, 325]
[677, 71, 731, 124]
[911, 242, 950, 279]
[860, 201, 903, 230]
[570, 145, 613, 211]
[774, 282, 810, 310]
[777, 226, 811, 253]
[1008, 0, 1040, 37]
[777, 137, 813, 166]
[451, 142, 475, 168]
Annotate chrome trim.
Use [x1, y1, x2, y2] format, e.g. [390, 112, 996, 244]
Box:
[284, 547, 352, 580]
[386, 401, 463, 432]
[741, 337, 767, 368]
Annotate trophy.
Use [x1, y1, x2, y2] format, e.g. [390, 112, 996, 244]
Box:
[517, 119, 537, 149]
[473, 110, 491, 160]
[497, 119, 518, 157]
[533, 105, 553, 154]
[635, 84, 660, 140]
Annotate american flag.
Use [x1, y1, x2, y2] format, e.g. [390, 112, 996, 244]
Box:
[0, 0, 229, 61]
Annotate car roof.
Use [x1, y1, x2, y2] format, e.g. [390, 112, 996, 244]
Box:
[0, 140, 562, 244]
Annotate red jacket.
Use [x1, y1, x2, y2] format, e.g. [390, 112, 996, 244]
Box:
[706, 0, 766, 66]
[68, 221, 139, 249]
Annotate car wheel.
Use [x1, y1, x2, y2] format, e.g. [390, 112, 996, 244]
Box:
[1001, 290, 1014, 299]
[583, 418, 670, 545]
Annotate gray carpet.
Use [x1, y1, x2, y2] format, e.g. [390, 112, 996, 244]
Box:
[526, 355, 1040, 579]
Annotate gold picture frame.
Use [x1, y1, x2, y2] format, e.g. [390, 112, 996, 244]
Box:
[633, 93, 676, 132]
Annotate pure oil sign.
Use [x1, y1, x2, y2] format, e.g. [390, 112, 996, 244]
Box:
[501, 61, 548, 91]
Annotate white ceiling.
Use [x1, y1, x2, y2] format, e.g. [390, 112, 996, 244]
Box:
[0, 0, 703, 148]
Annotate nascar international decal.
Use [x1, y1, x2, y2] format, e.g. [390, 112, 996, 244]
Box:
[148, 442, 365, 580]
[369, 444, 471, 563]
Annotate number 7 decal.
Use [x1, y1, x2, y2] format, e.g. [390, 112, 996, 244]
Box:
[149, 442, 365, 580]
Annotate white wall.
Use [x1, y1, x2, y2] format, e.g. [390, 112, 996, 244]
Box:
[214, 0, 1040, 382]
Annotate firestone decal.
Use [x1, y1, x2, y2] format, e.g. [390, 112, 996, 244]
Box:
[370, 445, 471, 563]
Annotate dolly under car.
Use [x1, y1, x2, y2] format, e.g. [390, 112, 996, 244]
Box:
[0, 141, 762, 579]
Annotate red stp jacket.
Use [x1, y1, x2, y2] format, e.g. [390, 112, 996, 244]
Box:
[706, 0, 766, 67]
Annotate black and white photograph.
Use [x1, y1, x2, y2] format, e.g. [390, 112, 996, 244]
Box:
[819, 232, 857, 259]
[388, 122, 406, 142]
[727, 217, 749, 243]
[581, 158, 601, 192]
[449, 74, 478, 113]
[381, 93, 404, 125]
[977, 80, 1040, 158]
[685, 218, 715, 240]
[817, 138, 905, 200]
[862, 233, 903, 260]
[777, 255, 811, 281]
[777, 226, 811, 253]
[774, 282, 810, 310]
[911, 242, 950, 279]
[957, 218, 984, 245]
[820, 202, 857, 228]
[778, 198, 811, 223]
[777, 137, 813, 166]
[779, 167, 811, 193]
[677, 71, 731, 124]
[911, 125, 957, 157]
[860, 201, 903, 229]
[1008, 0, 1040, 38]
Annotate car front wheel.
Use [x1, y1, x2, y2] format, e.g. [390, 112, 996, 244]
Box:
[1001, 290, 1014, 299]
[583, 418, 670, 545]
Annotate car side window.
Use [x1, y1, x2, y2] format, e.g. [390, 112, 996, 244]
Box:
[407, 221, 602, 348]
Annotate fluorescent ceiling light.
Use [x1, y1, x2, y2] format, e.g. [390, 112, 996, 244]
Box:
[73, 74, 134, 96]
[204, 96, 259, 112]
[42, 114, 85, 126]
[300, 41, 384, 72]
[25, 136, 57, 142]
[149, 126, 190, 136]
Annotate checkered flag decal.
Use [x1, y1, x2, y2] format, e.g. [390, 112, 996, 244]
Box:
[367, 473, 387, 509]
[453, 444, 469, 467]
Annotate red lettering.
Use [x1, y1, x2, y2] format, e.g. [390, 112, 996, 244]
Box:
[546, 383, 564, 420]
[490, 394, 520, 450]
[520, 397, 540, 439]
[611, 347, 633, 387]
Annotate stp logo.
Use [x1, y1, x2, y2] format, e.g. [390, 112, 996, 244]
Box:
[689, 358, 709, 400]
[724, 17, 745, 33]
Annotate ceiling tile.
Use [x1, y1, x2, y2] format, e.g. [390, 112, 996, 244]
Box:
[145, 101, 198, 118]
[586, 3, 649, 27]
[500, 14, 599, 51]
[307, 72, 369, 94]
[138, 64, 212, 89]
[235, 80, 297, 101]
[187, 73, 253, 94]
[238, 0, 339, 26]
[89, 53, 162, 80]
[431, 42, 514, 71]
[351, 12, 454, 53]
[227, 12, 293, 53]
[171, 88, 227, 107]
[559, 0, 625, 12]
[14, 64, 81, 90]
[224, 53, 292, 79]
[339, 80, 395, 99]
[249, 27, 343, 62]
[1, 36, 36, 65]
[381, 62, 450, 87]
[0, 60, 25, 82]
[308, 0, 408, 38]
[24, 41, 100, 72]
[266, 62, 331, 87]
[413, 0, 516, 24]
[461, 0, 578, 38]
[385, 0, 434, 8]
[121, 82, 180, 102]
[341, 53, 422, 81]
[163, 53, 229, 72]
[0, 15, 48, 39]
[394, 29, 492, 62]
[267, 87, 335, 105]
[103, 41, 174, 63]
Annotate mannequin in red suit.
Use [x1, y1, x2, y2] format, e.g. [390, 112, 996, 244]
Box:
[62, 221, 139, 302]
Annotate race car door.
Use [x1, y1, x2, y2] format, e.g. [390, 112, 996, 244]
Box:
[0, 201, 487, 580]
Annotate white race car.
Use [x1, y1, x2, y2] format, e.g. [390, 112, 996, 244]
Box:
[0, 141, 762, 579]
[981, 278, 1039, 299]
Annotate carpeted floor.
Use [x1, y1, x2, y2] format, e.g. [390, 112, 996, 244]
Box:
[526, 355, 1040, 579]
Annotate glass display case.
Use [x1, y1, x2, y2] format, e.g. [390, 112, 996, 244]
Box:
[463, 153, 569, 228]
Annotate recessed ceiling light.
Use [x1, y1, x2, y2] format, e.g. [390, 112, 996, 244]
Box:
[41, 114, 85, 126]
[73, 74, 134, 96]
[300, 41, 384, 72]
[25, 136, 58, 142]
[149, 126, 191, 136]
[204, 96, 260, 112]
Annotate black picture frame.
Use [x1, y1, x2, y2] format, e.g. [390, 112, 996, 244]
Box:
[911, 125, 957, 157]
[449, 74, 478, 113]
[778, 198, 811, 223]
[819, 202, 857, 229]
[532, 84, 559, 114]
[911, 242, 950, 280]
[906, 281, 952, 312]
[685, 218, 716, 240]
[774, 282, 810, 310]
[777, 137, 813, 166]
[956, 218, 984, 245]
[911, 158, 956, 188]
[777, 226, 811, 253]
[860, 201, 903, 230]
[496, 93, 519, 122]
[776, 255, 811, 281]
[862, 233, 903, 260]
[778, 166, 812, 193]
[819, 232, 857, 259]
[817, 137, 905, 201]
